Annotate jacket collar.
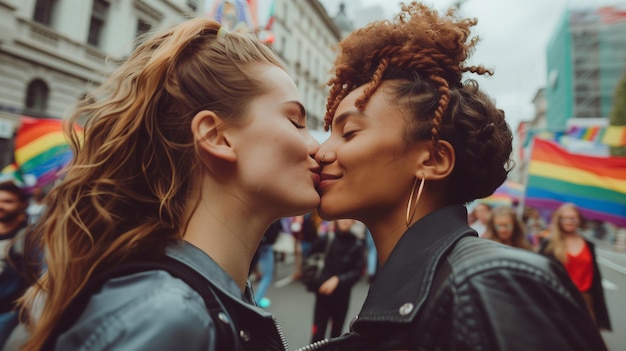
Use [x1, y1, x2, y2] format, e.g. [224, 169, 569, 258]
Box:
[166, 240, 256, 305]
[354, 205, 476, 326]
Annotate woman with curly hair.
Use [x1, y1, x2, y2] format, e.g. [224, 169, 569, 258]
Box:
[16, 18, 320, 351]
[483, 206, 533, 250]
[301, 2, 607, 350]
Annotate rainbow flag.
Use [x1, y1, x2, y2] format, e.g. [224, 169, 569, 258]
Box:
[525, 138, 626, 227]
[482, 181, 524, 207]
[602, 125, 626, 147]
[13, 117, 80, 187]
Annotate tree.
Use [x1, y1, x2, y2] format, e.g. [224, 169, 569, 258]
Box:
[609, 69, 626, 157]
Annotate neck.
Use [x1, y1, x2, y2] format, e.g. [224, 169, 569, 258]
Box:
[183, 179, 273, 292]
[365, 202, 439, 266]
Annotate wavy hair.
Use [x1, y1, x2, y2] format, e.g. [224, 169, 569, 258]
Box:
[484, 206, 532, 250]
[543, 203, 586, 263]
[325, 2, 513, 204]
[19, 18, 282, 350]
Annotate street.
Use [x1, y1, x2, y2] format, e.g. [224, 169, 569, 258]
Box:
[262, 244, 626, 350]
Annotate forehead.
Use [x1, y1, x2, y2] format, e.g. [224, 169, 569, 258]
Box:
[560, 208, 578, 216]
[252, 64, 299, 101]
[332, 83, 398, 125]
[0, 190, 19, 201]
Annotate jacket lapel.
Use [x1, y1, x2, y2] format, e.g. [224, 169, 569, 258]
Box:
[354, 205, 476, 326]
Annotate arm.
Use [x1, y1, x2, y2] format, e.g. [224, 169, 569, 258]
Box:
[336, 241, 365, 288]
[454, 263, 607, 351]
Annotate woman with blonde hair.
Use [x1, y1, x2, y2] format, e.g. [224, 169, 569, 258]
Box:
[17, 18, 320, 351]
[539, 203, 611, 332]
[483, 206, 533, 250]
[300, 2, 607, 350]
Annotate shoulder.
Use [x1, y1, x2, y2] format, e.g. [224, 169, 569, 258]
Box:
[58, 270, 213, 350]
[448, 237, 578, 302]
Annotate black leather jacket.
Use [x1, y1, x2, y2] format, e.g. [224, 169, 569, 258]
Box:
[297, 205, 607, 351]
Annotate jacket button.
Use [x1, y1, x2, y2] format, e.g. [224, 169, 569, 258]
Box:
[217, 312, 230, 325]
[239, 330, 251, 342]
[399, 302, 414, 316]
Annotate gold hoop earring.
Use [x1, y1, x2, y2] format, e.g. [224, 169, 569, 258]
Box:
[406, 177, 425, 228]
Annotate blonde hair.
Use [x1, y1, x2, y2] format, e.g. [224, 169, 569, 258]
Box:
[543, 203, 584, 263]
[19, 18, 282, 350]
[484, 206, 532, 250]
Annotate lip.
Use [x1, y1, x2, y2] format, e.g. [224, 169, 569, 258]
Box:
[318, 173, 341, 189]
[310, 172, 320, 187]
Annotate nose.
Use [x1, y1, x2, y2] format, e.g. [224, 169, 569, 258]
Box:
[306, 131, 321, 158]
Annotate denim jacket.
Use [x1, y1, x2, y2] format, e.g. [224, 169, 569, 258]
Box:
[56, 241, 288, 351]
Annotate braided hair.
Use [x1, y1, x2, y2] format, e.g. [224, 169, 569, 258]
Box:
[326, 2, 513, 204]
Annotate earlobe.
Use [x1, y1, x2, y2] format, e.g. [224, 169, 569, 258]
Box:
[191, 110, 237, 162]
[415, 140, 455, 180]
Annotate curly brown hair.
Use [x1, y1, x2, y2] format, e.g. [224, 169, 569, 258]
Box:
[325, 2, 513, 204]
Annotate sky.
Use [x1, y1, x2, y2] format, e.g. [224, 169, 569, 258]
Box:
[207, 0, 626, 131]
[321, 0, 625, 131]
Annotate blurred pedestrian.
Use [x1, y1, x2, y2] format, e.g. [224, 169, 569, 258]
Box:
[524, 206, 547, 247]
[308, 219, 363, 343]
[484, 206, 533, 250]
[0, 182, 29, 348]
[17, 18, 320, 351]
[539, 203, 611, 332]
[306, 2, 608, 350]
[251, 219, 282, 309]
[469, 202, 491, 237]
[364, 228, 377, 284]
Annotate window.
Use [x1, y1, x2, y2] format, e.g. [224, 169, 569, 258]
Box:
[136, 19, 152, 38]
[25, 79, 49, 117]
[186, 0, 197, 13]
[88, 0, 109, 46]
[33, 0, 56, 25]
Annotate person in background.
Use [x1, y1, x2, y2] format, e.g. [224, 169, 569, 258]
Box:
[539, 203, 611, 332]
[483, 206, 533, 250]
[0, 182, 30, 348]
[16, 18, 321, 351]
[524, 206, 547, 247]
[25, 187, 46, 228]
[308, 219, 363, 343]
[251, 219, 282, 309]
[307, 2, 607, 350]
[469, 202, 491, 237]
[364, 228, 377, 284]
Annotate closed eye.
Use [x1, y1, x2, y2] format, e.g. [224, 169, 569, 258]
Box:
[291, 120, 306, 129]
[342, 130, 356, 139]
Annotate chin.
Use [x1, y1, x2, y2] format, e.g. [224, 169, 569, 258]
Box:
[317, 203, 346, 221]
[285, 192, 320, 217]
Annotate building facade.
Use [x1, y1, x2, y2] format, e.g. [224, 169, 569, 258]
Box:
[270, 0, 341, 130]
[545, 5, 626, 130]
[0, 0, 205, 166]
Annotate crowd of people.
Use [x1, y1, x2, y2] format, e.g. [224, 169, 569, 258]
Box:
[0, 1, 617, 350]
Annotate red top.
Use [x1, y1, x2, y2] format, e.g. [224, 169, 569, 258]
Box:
[564, 242, 594, 293]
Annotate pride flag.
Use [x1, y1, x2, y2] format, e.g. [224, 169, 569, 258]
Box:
[482, 181, 524, 207]
[13, 116, 80, 187]
[525, 138, 626, 227]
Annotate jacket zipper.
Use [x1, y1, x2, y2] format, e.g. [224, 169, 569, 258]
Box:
[272, 315, 290, 350]
[294, 339, 329, 351]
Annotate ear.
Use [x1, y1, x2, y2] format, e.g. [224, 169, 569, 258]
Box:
[414, 140, 455, 180]
[191, 110, 237, 162]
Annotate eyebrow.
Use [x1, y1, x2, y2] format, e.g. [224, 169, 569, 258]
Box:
[332, 110, 361, 128]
